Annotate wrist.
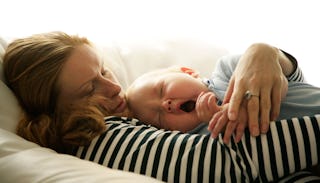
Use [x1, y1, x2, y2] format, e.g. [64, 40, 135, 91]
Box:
[278, 49, 296, 77]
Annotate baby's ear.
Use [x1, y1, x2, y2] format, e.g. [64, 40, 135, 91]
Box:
[180, 67, 199, 77]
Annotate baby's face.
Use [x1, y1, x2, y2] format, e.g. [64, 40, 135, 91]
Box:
[127, 71, 210, 132]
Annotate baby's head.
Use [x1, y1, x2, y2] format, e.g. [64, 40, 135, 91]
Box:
[126, 66, 210, 132]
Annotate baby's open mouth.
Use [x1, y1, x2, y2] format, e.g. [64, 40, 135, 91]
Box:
[180, 100, 195, 112]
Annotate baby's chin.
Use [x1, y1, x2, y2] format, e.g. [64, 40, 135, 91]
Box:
[105, 107, 133, 118]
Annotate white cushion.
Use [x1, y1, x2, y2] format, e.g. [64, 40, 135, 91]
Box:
[0, 128, 162, 183]
[116, 38, 228, 86]
[0, 38, 22, 132]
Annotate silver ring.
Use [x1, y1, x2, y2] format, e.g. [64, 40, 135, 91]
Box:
[244, 90, 259, 100]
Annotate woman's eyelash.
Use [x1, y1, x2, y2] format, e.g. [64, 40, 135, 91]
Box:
[102, 69, 112, 78]
[101, 69, 106, 76]
[89, 82, 96, 95]
[87, 69, 112, 96]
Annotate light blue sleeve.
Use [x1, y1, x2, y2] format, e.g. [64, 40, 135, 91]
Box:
[210, 54, 241, 100]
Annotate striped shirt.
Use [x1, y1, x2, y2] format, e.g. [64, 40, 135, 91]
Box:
[73, 115, 320, 182]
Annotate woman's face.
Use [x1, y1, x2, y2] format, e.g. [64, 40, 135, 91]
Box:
[58, 45, 128, 115]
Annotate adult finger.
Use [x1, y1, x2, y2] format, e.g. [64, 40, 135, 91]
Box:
[259, 87, 271, 133]
[270, 77, 284, 121]
[247, 96, 260, 136]
[223, 77, 235, 104]
[227, 80, 246, 121]
[210, 113, 228, 139]
[234, 108, 248, 142]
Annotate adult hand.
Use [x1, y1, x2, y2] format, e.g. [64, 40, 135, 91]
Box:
[223, 43, 287, 136]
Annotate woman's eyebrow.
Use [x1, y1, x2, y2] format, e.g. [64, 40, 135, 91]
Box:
[76, 72, 97, 93]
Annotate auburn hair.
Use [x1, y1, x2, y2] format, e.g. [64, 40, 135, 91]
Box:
[3, 32, 106, 153]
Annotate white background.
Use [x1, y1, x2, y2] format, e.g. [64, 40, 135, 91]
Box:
[1, 0, 319, 86]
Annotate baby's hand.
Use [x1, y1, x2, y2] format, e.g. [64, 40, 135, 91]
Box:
[196, 92, 221, 122]
[208, 104, 248, 143]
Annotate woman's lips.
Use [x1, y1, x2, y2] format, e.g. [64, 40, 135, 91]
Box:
[113, 98, 127, 113]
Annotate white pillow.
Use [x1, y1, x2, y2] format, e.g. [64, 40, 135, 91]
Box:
[0, 38, 22, 132]
[0, 128, 162, 183]
[116, 38, 229, 85]
[96, 43, 130, 90]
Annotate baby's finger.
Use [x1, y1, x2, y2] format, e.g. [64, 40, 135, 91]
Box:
[208, 112, 223, 131]
[211, 114, 229, 138]
[223, 121, 237, 144]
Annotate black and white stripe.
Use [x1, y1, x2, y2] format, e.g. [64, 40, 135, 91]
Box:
[287, 67, 304, 82]
[73, 115, 320, 183]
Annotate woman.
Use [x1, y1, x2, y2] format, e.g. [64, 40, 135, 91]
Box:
[2, 32, 293, 153]
[3, 32, 130, 152]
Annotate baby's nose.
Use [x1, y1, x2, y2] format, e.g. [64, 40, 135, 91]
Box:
[162, 99, 175, 113]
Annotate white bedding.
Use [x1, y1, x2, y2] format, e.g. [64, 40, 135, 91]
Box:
[0, 128, 161, 183]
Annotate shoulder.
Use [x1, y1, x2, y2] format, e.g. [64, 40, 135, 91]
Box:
[216, 54, 241, 70]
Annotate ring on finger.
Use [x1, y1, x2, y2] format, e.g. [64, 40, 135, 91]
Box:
[244, 90, 259, 100]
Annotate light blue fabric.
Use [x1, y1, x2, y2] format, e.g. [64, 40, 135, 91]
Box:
[189, 54, 320, 134]
[211, 54, 320, 120]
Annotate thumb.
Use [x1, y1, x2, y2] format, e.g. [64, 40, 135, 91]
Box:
[223, 77, 235, 104]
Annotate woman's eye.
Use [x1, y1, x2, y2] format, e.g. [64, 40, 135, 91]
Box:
[101, 69, 107, 76]
[102, 69, 113, 78]
[88, 83, 95, 95]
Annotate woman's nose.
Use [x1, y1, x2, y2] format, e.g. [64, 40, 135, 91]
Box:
[100, 78, 122, 98]
[162, 99, 173, 113]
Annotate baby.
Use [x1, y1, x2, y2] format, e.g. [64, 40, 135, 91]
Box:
[126, 53, 319, 143]
[126, 65, 288, 143]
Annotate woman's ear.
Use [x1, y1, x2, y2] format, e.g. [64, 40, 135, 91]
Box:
[180, 67, 199, 77]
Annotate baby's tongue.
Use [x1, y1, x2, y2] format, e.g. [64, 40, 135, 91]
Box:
[180, 100, 196, 112]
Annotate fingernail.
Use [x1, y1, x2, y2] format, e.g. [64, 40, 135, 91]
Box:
[211, 133, 217, 139]
[252, 127, 259, 136]
[261, 124, 269, 133]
